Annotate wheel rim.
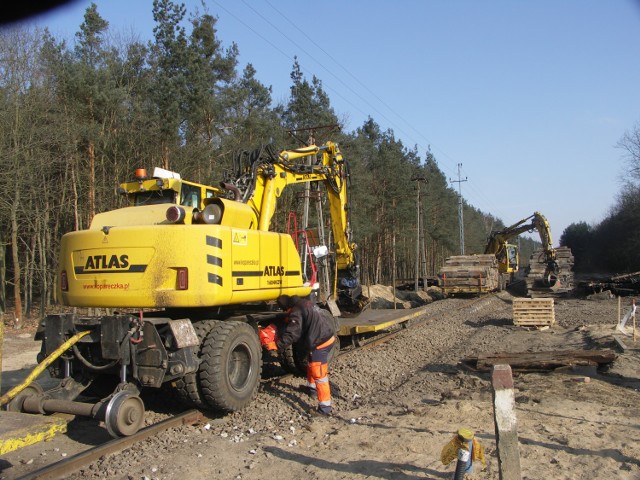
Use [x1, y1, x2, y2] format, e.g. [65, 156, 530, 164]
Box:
[228, 341, 253, 391]
[104, 391, 145, 437]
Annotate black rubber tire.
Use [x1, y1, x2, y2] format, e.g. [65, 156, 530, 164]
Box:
[198, 321, 262, 412]
[173, 320, 218, 408]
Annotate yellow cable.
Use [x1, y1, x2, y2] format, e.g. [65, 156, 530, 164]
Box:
[0, 330, 91, 406]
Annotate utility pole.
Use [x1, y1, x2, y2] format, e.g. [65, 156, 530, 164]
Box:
[450, 163, 467, 255]
[412, 175, 426, 291]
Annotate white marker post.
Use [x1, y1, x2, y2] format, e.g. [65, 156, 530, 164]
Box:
[492, 364, 522, 480]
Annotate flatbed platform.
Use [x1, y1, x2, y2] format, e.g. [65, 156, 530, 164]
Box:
[337, 305, 429, 336]
[0, 411, 67, 455]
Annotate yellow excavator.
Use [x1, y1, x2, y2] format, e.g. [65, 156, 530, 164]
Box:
[484, 212, 558, 290]
[439, 212, 572, 296]
[5, 142, 363, 436]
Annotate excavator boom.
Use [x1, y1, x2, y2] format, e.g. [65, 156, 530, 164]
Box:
[227, 142, 363, 310]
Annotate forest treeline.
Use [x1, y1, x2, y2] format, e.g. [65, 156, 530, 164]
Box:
[561, 121, 640, 274]
[0, 1, 578, 324]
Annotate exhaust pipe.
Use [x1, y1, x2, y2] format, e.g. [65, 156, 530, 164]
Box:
[220, 182, 241, 201]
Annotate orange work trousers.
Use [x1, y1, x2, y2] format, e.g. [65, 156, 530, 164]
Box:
[307, 336, 335, 414]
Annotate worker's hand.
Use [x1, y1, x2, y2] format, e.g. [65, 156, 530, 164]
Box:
[259, 324, 279, 350]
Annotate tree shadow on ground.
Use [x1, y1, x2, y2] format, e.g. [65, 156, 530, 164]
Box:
[420, 362, 462, 375]
[262, 445, 450, 479]
[261, 380, 313, 413]
[464, 318, 513, 328]
[516, 404, 640, 430]
[519, 435, 640, 466]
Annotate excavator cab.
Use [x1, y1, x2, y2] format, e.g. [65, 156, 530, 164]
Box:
[507, 244, 518, 272]
[120, 167, 223, 210]
[496, 243, 519, 275]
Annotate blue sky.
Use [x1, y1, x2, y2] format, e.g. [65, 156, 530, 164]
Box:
[19, 0, 640, 244]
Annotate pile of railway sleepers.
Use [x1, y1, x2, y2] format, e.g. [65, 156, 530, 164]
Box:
[438, 254, 499, 294]
[578, 271, 640, 297]
[526, 246, 574, 298]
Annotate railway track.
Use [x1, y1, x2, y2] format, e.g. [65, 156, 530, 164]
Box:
[15, 410, 203, 480]
[11, 294, 497, 479]
[344, 292, 496, 351]
[264, 293, 496, 382]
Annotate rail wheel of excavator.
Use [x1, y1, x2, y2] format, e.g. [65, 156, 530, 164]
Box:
[543, 272, 558, 287]
[104, 391, 145, 437]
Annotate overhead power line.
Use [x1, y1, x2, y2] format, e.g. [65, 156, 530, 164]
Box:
[215, 1, 507, 220]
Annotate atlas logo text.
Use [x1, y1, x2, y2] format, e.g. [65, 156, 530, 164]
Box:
[263, 265, 284, 276]
[84, 255, 130, 270]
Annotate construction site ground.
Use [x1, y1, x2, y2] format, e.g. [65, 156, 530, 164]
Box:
[2, 289, 640, 480]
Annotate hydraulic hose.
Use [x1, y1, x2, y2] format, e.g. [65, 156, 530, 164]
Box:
[72, 343, 118, 371]
[0, 330, 90, 406]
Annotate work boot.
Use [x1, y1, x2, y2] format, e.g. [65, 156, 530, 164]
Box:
[308, 407, 331, 418]
[299, 385, 316, 397]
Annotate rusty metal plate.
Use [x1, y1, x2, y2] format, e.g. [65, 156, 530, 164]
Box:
[168, 319, 199, 348]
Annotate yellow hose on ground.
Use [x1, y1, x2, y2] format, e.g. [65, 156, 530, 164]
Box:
[0, 330, 91, 407]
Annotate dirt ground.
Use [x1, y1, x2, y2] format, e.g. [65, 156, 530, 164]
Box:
[2, 290, 640, 480]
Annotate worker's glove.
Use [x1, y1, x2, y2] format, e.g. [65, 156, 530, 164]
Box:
[258, 324, 278, 351]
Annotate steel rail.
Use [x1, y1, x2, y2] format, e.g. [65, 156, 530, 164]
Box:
[345, 293, 495, 351]
[16, 410, 203, 480]
[263, 293, 496, 384]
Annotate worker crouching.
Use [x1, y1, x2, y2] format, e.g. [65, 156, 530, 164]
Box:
[276, 294, 336, 416]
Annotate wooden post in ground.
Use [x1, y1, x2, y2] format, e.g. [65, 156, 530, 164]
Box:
[492, 364, 522, 480]
[633, 299, 637, 343]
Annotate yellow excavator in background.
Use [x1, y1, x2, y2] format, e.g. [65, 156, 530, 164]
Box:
[438, 212, 573, 296]
[6, 142, 364, 437]
[484, 212, 558, 290]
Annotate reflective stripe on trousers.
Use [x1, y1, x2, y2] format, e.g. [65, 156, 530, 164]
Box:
[307, 336, 335, 414]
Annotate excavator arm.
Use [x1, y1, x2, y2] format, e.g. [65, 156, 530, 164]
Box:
[227, 142, 362, 309]
[485, 212, 558, 275]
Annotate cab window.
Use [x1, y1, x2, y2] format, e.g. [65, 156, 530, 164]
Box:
[180, 184, 201, 209]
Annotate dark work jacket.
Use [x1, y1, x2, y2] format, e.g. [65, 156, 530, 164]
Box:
[277, 300, 334, 351]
